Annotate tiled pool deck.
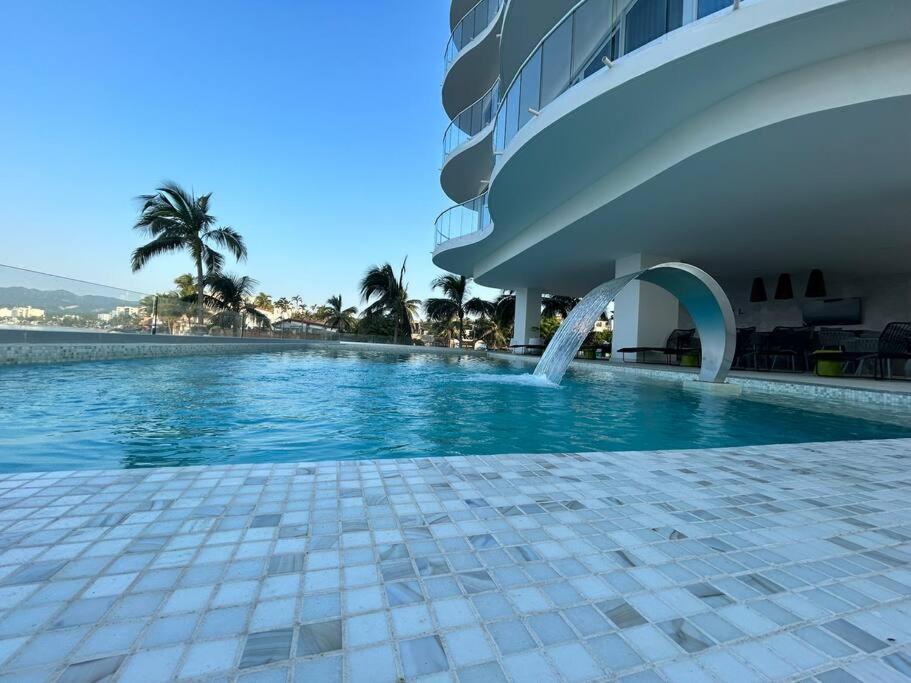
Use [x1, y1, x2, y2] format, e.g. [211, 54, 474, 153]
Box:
[2, 440, 911, 682]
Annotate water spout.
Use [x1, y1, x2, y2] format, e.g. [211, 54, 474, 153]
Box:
[533, 272, 640, 384]
[533, 263, 736, 385]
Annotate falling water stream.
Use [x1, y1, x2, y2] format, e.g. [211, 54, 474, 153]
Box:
[533, 272, 642, 384]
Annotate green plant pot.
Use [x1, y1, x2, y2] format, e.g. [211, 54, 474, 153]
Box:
[816, 359, 843, 377]
[681, 354, 699, 367]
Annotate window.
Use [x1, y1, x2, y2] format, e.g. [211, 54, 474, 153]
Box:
[698, 0, 732, 18]
[625, 0, 667, 53]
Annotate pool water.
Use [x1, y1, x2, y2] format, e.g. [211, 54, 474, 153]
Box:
[1, 348, 909, 472]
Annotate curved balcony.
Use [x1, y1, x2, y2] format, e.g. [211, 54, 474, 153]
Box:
[492, 0, 739, 156]
[443, 80, 500, 162]
[445, 0, 505, 72]
[434, 192, 491, 248]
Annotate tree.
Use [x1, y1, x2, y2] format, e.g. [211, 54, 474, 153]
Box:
[131, 182, 247, 326]
[174, 273, 196, 297]
[323, 294, 357, 332]
[539, 316, 562, 342]
[360, 259, 420, 344]
[423, 274, 491, 347]
[290, 295, 304, 323]
[253, 292, 273, 311]
[203, 273, 270, 336]
[274, 297, 290, 320]
[542, 294, 580, 319]
[473, 295, 515, 349]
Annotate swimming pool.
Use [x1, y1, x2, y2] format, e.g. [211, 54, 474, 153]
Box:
[2, 347, 909, 472]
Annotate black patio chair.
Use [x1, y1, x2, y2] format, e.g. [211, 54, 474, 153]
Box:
[731, 327, 758, 370]
[754, 326, 814, 372]
[810, 322, 911, 379]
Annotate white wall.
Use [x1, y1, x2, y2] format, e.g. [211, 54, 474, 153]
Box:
[718, 271, 911, 332]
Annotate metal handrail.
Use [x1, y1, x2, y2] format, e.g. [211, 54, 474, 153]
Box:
[442, 79, 500, 162]
[491, 0, 743, 155]
[444, 0, 504, 71]
[433, 191, 491, 247]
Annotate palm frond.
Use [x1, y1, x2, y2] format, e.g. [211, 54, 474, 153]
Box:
[205, 226, 247, 262]
[130, 233, 185, 272]
[424, 297, 458, 323]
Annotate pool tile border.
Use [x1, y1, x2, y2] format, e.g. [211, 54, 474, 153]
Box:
[1, 439, 911, 680]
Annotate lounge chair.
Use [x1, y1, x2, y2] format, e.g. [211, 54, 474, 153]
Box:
[810, 322, 911, 379]
[616, 329, 698, 365]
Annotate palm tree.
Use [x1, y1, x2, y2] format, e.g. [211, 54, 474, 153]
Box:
[323, 294, 358, 332]
[274, 297, 291, 338]
[360, 259, 421, 344]
[291, 295, 304, 323]
[174, 273, 196, 297]
[203, 273, 270, 336]
[542, 294, 579, 319]
[473, 295, 515, 349]
[424, 274, 491, 347]
[131, 182, 247, 326]
[253, 292, 273, 311]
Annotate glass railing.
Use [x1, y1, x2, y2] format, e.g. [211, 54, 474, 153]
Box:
[0, 263, 343, 340]
[443, 79, 500, 162]
[493, 0, 738, 154]
[444, 0, 504, 71]
[434, 192, 491, 247]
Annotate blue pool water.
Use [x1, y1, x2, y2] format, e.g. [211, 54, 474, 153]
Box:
[1, 348, 909, 472]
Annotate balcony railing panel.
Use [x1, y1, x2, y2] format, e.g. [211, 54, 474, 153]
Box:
[442, 80, 500, 161]
[492, 0, 740, 155]
[436, 0, 743, 248]
[444, 0, 504, 71]
[434, 192, 491, 247]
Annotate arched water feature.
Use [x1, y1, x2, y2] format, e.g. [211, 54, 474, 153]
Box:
[533, 262, 736, 384]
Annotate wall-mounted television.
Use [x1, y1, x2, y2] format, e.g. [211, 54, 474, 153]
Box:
[802, 297, 863, 326]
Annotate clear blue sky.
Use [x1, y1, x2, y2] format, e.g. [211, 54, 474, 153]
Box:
[0, 0, 498, 307]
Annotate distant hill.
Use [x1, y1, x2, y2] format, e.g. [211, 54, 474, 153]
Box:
[0, 287, 142, 314]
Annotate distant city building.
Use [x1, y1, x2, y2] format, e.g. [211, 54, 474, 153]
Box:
[6, 306, 45, 319]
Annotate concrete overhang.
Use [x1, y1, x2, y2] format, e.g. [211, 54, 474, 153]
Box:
[432, 0, 911, 294]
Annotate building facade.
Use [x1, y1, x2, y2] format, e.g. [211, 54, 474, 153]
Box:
[435, 0, 911, 352]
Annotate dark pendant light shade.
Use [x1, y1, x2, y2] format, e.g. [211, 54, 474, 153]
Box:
[774, 273, 794, 300]
[805, 269, 827, 298]
[749, 277, 767, 303]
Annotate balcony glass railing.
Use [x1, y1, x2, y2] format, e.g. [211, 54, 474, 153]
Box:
[436, 0, 741, 248]
[493, 0, 737, 154]
[444, 0, 504, 71]
[434, 192, 491, 247]
[443, 80, 500, 162]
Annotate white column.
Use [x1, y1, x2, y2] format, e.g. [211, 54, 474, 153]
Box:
[611, 253, 680, 361]
[511, 287, 542, 351]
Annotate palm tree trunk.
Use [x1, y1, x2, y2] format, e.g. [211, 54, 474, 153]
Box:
[459, 313, 465, 348]
[393, 319, 399, 345]
[195, 256, 205, 326]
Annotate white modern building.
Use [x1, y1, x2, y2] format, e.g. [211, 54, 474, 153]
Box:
[434, 0, 911, 354]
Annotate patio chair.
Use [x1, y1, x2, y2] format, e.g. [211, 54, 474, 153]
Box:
[731, 327, 758, 369]
[617, 328, 698, 365]
[753, 326, 814, 372]
[810, 322, 911, 379]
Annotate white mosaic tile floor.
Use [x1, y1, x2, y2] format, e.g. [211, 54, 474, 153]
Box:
[1, 439, 911, 682]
